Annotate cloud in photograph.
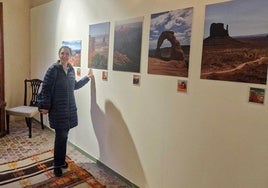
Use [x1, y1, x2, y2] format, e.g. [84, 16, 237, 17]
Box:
[149, 7, 193, 49]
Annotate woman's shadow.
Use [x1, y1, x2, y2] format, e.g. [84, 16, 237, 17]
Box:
[90, 78, 146, 187]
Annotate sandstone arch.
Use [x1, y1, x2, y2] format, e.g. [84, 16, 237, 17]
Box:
[156, 31, 184, 61]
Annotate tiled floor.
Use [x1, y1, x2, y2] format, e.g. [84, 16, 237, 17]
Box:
[0, 120, 130, 188]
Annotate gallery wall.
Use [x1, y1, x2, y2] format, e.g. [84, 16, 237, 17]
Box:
[30, 0, 268, 188]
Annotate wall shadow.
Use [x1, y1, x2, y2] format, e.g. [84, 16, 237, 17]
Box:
[90, 78, 146, 187]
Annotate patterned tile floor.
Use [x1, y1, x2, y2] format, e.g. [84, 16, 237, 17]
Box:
[0, 120, 130, 188]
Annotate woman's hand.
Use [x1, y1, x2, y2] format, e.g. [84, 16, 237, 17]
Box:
[88, 68, 94, 79]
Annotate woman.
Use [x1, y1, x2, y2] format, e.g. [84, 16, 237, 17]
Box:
[39, 46, 94, 177]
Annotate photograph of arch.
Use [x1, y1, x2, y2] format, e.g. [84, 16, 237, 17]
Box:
[113, 17, 143, 73]
[88, 22, 110, 70]
[201, 0, 268, 84]
[62, 40, 82, 67]
[148, 7, 193, 77]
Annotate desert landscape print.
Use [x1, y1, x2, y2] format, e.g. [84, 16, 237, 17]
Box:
[62, 40, 82, 67]
[113, 17, 143, 73]
[148, 7, 193, 77]
[249, 87, 265, 104]
[88, 22, 110, 70]
[201, 0, 268, 84]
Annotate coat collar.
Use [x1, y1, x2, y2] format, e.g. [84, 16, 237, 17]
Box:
[54, 60, 73, 71]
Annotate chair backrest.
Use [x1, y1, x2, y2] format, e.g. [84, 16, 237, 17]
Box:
[24, 79, 42, 107]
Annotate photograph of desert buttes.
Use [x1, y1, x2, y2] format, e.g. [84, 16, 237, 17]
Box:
[148, 7, 193, 77]
[88, 22, 110, 70]
[113, 17, 143, 73]
[62, 40, 82, 67]
[201, 0, 268, 84]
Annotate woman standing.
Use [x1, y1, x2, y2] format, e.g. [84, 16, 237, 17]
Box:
[39, 46, 94, 177]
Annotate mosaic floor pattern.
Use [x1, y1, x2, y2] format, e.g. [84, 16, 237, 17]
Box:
[0, 120, 130, 188]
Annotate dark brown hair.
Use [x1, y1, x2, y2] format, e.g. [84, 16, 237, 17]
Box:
[58, 46, 72, 56]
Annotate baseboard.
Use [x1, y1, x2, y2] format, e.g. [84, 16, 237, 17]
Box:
[34, 119, 139, 188]
[67, 141, 139, 188]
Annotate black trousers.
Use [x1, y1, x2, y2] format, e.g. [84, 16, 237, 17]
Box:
[54, 128, 69, 168]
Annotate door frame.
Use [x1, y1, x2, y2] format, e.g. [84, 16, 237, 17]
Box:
[0, 2, 6, 137]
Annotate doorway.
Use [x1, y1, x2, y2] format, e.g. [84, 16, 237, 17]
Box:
[0, 2, 6, 137]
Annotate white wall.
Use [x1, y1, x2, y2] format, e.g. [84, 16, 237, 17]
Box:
[30, 0, 268, 188]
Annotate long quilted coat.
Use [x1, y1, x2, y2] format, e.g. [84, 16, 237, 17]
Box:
[41, 61, 89, 129]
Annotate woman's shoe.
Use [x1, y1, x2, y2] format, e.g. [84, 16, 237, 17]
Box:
[62, 162, 68, 169]
[54, 167, 62, 177]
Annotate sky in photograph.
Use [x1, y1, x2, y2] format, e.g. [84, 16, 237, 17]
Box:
[114, 17, 143, 30]
[149, 7, 193, 49]
[204, 0, 268, 38]
[89, 22, 110, 36]
[62, 40, 81, 51]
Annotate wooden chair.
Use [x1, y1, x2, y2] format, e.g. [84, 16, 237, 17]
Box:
[6, 79, 44, 138]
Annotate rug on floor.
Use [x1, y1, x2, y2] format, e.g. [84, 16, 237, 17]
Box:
[0, 150, 104, 188]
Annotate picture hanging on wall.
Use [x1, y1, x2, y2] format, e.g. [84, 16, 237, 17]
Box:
[113, 17, 143, 73]
[62, 40, 82, 67]
[76, 68, 81, 77]
[102, 71, 108, 81]
[201, 0, 268, 84]
[248, 87, 265, 104]
[148, 7, 193, 77]
[177, 79, 187, 93]
[88, 22, 110, 70]
[133, 74, 140, 86]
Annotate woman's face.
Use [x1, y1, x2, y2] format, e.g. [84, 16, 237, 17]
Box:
[59, 47, 71, 64]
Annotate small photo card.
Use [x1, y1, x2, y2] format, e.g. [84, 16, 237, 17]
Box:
[133, 74, 140, 86]
[177, 80, 187, 93]
[102, 71, 108, 81]
[76, 68, 81, 77]
[249, 87, 265, 104]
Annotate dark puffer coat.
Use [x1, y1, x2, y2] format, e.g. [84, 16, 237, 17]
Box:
[41, 61, 89, 129]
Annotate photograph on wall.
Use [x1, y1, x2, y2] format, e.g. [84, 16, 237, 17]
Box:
[76, 68, 81, 77]
[88, 22, 110, 70]
[148, 7, 193, 77]
[102, 71, 108, 81]
[201, 0, 268, 84]
[113, 17, 143, 73]
[133, 74, 141, 86]
[177, 79, 187, 93]
[62, 40, 82, 67]
[249, 87, 265, 104]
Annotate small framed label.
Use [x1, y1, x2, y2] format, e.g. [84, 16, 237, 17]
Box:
[177, 80, 187, 93]
[249, 87, 265, 104]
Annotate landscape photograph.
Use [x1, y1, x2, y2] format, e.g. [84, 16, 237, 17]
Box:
[62, 40, 82, 67]
[249, 87, 265, 104]
[201, 0, 268, 84]
[148, 7, 193, 77]
[88, 22, 110, 70]
[113, 17, 143, 73]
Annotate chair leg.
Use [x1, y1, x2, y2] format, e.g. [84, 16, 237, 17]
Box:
[25, 118, 32, 138]
[40, 113, 44, 129]
[6, 114, 9, 134]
